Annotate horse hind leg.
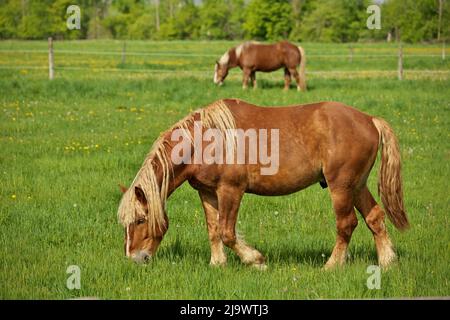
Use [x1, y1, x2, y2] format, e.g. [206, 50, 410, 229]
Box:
[283, 68, 291, 91]
[324, 185, 359, 270]
[250, 72, 257, 89]
[217, 186, 266, 269]
[355, 186, 396, 268]
[288, 67, 302, 92]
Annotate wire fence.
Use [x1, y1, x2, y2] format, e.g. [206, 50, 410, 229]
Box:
[0, 41, 448, 80]
[0, 48, 445, 58]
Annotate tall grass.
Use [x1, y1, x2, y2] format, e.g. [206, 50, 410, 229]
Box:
[0, 41, 449, 299]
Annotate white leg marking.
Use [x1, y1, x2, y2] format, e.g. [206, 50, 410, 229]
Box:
[126, 225, 131, 257]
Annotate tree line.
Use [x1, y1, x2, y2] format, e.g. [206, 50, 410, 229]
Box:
[0, 0, 448, 43]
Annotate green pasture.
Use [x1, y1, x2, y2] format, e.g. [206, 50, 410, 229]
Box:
[0, 41, 449, 299]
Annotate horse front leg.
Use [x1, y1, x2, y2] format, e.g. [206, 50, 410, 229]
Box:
[242, 68, 251, 90]
[199, 190, 227, 266]
[217, 185, 266, 269]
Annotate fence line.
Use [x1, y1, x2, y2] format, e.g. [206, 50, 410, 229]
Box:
[1, 64, 448, 75]
[0, 49, 445, 58]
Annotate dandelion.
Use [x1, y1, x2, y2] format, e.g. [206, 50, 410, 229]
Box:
[11, 194, 16, 200]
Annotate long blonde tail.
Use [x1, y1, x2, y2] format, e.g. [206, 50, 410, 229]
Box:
[297, 46, 307, 91]
[372, 117, 410, 231]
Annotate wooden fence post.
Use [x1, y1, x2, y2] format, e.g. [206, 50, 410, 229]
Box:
[398, 43, 403, 81]
[442, 41, 446, 61]
[122, 41, 126, 65]
[48, 37, 54, 80]
[349, 46, 353, 63]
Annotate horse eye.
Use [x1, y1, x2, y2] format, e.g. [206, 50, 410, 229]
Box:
[137, 218, 146, 225]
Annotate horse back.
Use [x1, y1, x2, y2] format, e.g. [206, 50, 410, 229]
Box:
[221, 99, 380, 194]
[238, 41, 300, 71]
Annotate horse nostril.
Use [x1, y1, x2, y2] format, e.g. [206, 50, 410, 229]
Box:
[132, 251, 151, 264]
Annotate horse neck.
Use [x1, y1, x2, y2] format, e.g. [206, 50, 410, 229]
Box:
[152, 140, 190, 199]
[227, 48, 238, 68]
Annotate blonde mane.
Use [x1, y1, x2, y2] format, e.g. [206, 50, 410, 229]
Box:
[117, 99, 236, 233]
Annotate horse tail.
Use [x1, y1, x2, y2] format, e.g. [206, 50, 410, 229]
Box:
[372, 117, 410, 231]
[297, 46, 307, 91]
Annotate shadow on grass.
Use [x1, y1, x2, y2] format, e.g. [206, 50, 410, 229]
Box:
[256, 79, 314, 92]
[218, 79, 315, 92]
[266, 244, 382, 268]
[155, 236, 406, 269]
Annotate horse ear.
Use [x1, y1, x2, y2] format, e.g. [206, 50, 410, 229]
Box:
[119, 184, 128, 194]
[134, 186, 147, 204]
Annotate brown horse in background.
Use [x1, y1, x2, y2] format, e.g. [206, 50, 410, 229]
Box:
[214, 41, 307, 91]
[118, 99, 409, 269]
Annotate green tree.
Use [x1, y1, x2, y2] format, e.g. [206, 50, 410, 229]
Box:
[47, 0, 87, 39]
[199, 0, 245, 39]
[243, 0, 293, 40]
[298, 0, 367, 42]
[383, 0, 450, 43]
[158, 0, 199, 39]
[0, 0, 22, 39]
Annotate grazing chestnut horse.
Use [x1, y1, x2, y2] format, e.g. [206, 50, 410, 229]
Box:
[118, 99, 409, 269]
[214, 41, 307, 91]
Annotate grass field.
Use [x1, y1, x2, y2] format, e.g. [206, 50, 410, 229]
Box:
[0, 40, 449, 299]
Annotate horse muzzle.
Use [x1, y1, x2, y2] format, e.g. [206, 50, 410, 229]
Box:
[131, 251, 151, 264]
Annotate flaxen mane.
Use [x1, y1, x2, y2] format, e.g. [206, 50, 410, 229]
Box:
[117, 100, 236, 233]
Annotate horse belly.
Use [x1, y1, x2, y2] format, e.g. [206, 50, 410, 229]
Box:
[246, 163, 321, 196]
[242, 49, 284, 72]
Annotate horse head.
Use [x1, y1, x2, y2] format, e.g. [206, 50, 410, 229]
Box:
[119, 184, 169, 264]
[214, 61, 229, 85]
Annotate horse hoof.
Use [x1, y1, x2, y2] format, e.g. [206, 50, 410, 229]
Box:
[210, 261, 227, 267]
[322, 263, 333, 271]
[379, 254, 397, 270]
[252, 263, 267, 271]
